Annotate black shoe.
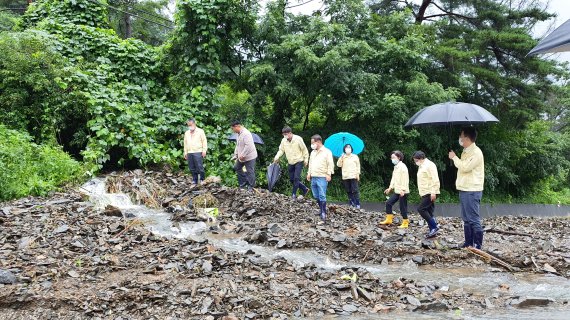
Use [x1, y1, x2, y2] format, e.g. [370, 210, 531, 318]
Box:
[426, 227, 439, 239]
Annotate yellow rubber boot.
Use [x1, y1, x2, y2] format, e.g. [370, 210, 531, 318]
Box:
[379, 214, 393, 225]
[398, 219, 409, 229]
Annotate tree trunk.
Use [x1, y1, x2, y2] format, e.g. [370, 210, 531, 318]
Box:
[415, 0, 433, 24]
[124, 12, 132, 38]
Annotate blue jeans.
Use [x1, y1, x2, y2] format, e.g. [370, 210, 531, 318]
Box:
[311, 177, 328, 202]
[460, 191, 483, 232]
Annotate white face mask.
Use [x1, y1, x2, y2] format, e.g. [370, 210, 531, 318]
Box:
[188, 126, 195, 132]
[458, 138, 464, 147]
[310, 144, 317, 150]
[345, 148, 352, 154]
[391, 159, 399, 165]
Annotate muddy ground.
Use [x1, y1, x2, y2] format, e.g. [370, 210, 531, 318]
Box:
[1, 170, 569, 319]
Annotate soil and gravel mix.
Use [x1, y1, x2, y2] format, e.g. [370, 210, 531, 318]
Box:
[1, 170, 569, 319]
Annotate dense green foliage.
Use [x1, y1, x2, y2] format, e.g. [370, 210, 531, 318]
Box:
[0, 125, 82, 201]
[0, 0, 568, 203]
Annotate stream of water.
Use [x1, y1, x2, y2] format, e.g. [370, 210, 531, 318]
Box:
[81, 178, 570, 319]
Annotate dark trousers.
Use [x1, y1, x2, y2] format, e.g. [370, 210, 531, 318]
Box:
[342, 179, 360, 206]
[234, 159, 256, 189]
[386, 193, 408, 219]
[288, 161, 308, 196]
[418, 194, 435, 222]
[187, 152, 205, 183]
[460, 191, 483, 232]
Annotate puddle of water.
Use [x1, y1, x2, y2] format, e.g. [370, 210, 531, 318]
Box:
[80, 178, 570, 319]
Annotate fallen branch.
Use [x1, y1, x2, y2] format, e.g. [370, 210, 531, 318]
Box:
[485, 227, 533, 237]
[465, 247, 515, 272]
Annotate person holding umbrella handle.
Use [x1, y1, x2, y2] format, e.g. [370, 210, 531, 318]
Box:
[448, 127, 485, 249]
[337, 144, 361, 209]
[380, 151, 410, 228]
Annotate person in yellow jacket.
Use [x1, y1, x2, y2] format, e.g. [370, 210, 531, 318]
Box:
[413, 151, 441, 238]
[449, 127, 485, 249]
[183, 119, 207, 185]
[337, 144, 361, 209]
[274, 127, 310, 200]
[380, 151, 410, 228]
[307, 134, 334, 222]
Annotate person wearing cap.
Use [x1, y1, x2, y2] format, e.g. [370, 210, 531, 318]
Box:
[449, 126, 485, 249]
[380, 150, 410, 228]
[183, 118, 208, 185]
[337, 144, 361, 209]
[307, 134, 334, 222]
[273, 126, 310, 200]
[413, 151, 441, 238]
[231, 120, 258, 190]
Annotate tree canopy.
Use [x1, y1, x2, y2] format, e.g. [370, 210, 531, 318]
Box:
[0, 0, 568, 202]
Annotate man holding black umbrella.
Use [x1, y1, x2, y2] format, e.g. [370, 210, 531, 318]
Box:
[449, 127, 485, 249]
[273, 126, 310, 200]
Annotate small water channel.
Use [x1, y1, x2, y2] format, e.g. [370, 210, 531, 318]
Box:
[81, 178, 570, 319]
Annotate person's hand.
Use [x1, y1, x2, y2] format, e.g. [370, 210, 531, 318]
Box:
[448, 150, 456, 159]
[307, 174, 311, 182]
[184, 153, 188, 160]
[400, 191, 405, 198]
[304, 161, 308, 167]
[431, 194, 437, 202]
[273, 158, 279, 164]
[326, 175, 331, 182]
[384, 188, 391, 195]
[239, 156, 245, 162]
[231, 154, 236, 161]
[356, 175, 360, 182]
[202, 151, 206, 158]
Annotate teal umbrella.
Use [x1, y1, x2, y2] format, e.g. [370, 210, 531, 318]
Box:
[324, 132, 365, 157]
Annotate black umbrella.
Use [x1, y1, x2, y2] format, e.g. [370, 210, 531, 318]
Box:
[228, 132, 265, 145]
[528, 18, 570, 56]
[267, 163, 281, 192]
[405, 101, 499, 149]
[405, 102, 499, 128]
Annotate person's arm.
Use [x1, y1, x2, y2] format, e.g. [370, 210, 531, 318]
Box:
[274, 139, 284, 162]
[301, 139, 309, 165]
[201, 130, 208, 152]
[429, 164, 440, 195]
[307, 154, 312, 181]
[401, 167, 409, 194]
[452, 151, 483, 173]
[336, 155, 344, 167]
[239, 133, 255, 160]
[328, 151, 335, 175]
[183, 131, 189, 158]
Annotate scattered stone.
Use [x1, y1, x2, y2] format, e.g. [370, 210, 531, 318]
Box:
[53, 224, 69, 234]
[103, 205, 122, 217]
[0, 270, 17, 284]
[342, 304, 358, 312]
[404, 295, 421, 307]
[512, 297, 554, 308]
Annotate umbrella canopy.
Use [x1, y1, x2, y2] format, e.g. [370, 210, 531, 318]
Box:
[404, 102, 499, 128]
[324, 132, 365, 158]
[528, 18, 570, 56]
[267, 163, 281, 192]
[228, 132, 264, 145]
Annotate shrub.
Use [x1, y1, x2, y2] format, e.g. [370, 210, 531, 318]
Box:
[0, 125, 82, 201]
